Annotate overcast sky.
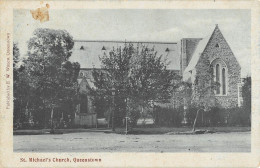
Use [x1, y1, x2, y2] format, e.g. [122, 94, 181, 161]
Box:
[14, 9, 251, 77]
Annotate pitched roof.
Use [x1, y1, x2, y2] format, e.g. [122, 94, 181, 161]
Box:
[183, 25, 220, 74]
[183, 34, 211, 74]
[69, 40, 180, 70]
[77, 78, 83, 84]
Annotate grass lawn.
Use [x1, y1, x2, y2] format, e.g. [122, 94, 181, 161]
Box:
[114, 126, 251, 134]
[13, 128, 108, 135]
[13, 126, 250, 135]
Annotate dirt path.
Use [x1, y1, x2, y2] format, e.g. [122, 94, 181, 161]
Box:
[14, 132, 250, 152]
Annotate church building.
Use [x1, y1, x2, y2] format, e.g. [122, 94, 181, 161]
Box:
[69, 25, 242, 126]
[182, 25, 241, 108]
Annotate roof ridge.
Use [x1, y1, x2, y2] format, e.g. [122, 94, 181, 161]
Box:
[74, 40, 177, 44]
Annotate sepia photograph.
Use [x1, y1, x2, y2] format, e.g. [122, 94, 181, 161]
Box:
[12, 8, 252, 153]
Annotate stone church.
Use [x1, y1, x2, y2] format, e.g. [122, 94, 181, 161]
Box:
[182, 25, 241, 108]
[69, 25, 242, 126]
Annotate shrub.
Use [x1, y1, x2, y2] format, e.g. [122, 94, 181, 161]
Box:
[127, 105, 141, 127]
[185, 106, 250, 127]
[152, 106, 183, 127]
[226, 107, 251, 126]
[186, 106, 197, 126]
[149, 105, 250, 127]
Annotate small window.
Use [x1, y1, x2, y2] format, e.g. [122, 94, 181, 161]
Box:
[80, 72, 84, 77]
[80, 46, 84, 50]
[165, 48, 170, 52]
[102, 46, 106, 50]
[215, 43, 220, 48]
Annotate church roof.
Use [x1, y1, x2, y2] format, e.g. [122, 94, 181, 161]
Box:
[77, 78, 83, 84]
[78, 69, 97, 90]
[183, 25, 219, 74]
[69, 40, 180, 70]
[78, 76, 96, 93]
[183, 34, 211, 74]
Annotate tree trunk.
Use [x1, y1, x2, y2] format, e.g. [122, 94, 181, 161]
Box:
[25, 101, 29, 120]
[43, 100, 47, 128]
[201, 110, 204, 126]
[50, 107, 54, 132]
[192, 108, 203, 132]
[142, 106, 146, 125]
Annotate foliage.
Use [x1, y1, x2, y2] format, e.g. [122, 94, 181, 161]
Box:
[192, 57, 217, 110]
[129, 46, 178, 106]
[190, 54, 219, 131]
[92, 95, 110, 118]
[13, 43, 20, 68]
[152, 106, 183, 127]
[13, 29, 80, 128]
[225, 107, 251, 126]
[13, 43, 29, 125]
[126, 98, 141, 127]
[186, 106, 250, 127]
[92, 44, 134, 125]
[242, 76, 251, 114]
[92, 43, 179, 126]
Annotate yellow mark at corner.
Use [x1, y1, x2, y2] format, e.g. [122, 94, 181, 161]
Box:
[30, 4, 50, 23]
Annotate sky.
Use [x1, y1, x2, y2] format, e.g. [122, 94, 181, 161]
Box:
[14, 9, 251, 77]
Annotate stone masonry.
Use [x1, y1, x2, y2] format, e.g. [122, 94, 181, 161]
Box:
[194, 25, 241, 108]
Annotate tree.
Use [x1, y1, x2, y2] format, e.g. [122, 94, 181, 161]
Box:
[25, 28, 80, 129]
[128, 46, 178, 124]
[13, 43, 20, 68]
[92, 43, 178, 128]
[242, 76, 251, 109]
[13, 43, 25, 125]
[242, 76, 251, 123]
[191, 56, 218, 132]
[173, 81, 192, 124]
[92, 43, 135, 127]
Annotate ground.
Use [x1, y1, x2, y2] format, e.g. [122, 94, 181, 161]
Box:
[14, 131, 250, 152]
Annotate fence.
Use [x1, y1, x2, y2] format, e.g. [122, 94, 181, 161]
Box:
[74, 113, 97, 127]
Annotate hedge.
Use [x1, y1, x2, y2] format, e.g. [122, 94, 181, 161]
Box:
[153, 106, 251, 127]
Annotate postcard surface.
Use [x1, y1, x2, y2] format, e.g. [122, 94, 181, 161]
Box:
[0, 0, 259, 167]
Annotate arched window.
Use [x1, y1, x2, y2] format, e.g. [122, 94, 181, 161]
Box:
[216, 64, 220, 94]
[222, 68, 226, 95]
[211, 58, 228, 96]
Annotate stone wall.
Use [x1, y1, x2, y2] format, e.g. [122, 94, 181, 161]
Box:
[196, 25, 241, 108]
[215, 96, 239, 108]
